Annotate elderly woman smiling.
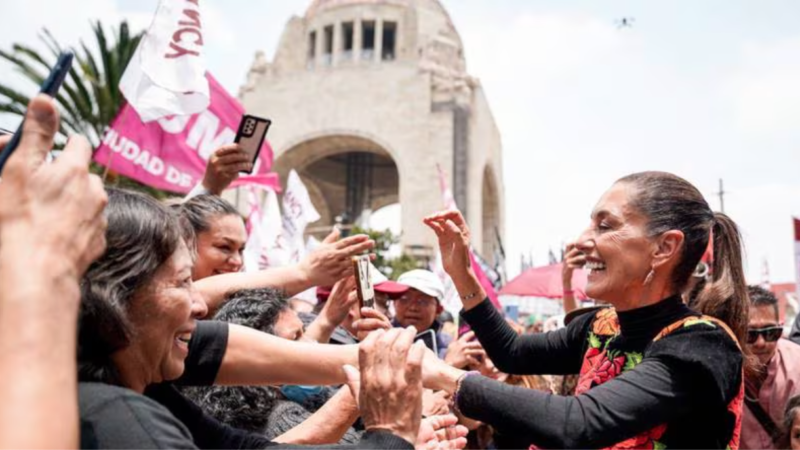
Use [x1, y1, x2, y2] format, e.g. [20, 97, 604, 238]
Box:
[423, 171, 751, 449]
[76, 189, 438, 450]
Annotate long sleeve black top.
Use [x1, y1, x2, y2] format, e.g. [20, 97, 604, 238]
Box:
[458, 296, 743, 449]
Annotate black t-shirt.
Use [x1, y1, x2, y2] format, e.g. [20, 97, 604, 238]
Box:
[79, 320, 413, 450]
[458, 297, 743, 449]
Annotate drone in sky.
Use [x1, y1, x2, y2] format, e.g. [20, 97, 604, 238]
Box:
[616, 17, 635, 29]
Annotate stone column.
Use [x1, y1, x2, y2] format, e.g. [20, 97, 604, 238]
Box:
[354, 19, 363, 65]
[375, 19, 384, 63]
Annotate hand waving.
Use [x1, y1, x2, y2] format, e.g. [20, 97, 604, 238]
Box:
[423, 210, 472, 282]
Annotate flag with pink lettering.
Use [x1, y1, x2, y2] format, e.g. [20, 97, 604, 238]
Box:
[120, 0, 210, 121]
[94, 73, 277, 193]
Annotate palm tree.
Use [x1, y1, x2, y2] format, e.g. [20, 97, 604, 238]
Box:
[0, 22, 174, 198]
[0, 20, 141, 147]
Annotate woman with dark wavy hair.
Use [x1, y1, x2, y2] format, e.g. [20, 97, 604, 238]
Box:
[422, 171, 750, 449]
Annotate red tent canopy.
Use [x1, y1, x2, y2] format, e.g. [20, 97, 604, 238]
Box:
[500, 263, 589, 300]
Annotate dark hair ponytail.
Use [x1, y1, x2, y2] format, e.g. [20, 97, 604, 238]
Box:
[694, 212, 756, 377]
[619, 172, 754, 375]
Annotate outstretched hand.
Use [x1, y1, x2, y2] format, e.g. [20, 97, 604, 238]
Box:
[321, 276, 358, 328]
[423, 210, 472, 282]
[417, 414, 469, 450]
[298, 227, 375, 287]
[342, 369, 467, 450]
[342, 327, 425, 445]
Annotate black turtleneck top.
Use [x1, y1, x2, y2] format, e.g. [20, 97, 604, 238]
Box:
[459, 296, 742, 449]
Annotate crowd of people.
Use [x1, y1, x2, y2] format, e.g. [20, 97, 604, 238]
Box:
[3, 93, 800, 449]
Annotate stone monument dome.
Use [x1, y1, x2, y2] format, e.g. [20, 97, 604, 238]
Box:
[239, 0, 504, 265]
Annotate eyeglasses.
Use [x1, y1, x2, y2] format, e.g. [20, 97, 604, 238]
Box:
[395, 296, 437, 308]
[747, 326, 782, 344]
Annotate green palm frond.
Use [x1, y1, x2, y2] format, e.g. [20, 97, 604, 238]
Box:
[0, 20, 142, 146]
[0, 20, 167, 198]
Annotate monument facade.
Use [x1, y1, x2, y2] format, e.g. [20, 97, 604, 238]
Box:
[240, 0, 504, 263]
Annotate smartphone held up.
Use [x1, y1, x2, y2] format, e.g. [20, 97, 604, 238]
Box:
[0, 51, 74, 175]
[234, 114, 271, 174]
[352, 255, 376, 309]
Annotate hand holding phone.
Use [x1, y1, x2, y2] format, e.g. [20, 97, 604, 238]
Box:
[352, 255, 376, 309]
[233, 114, 271, 174]
[0, 51, 74, 175]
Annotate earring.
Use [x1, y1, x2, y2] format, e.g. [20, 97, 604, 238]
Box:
[644, 268, 655, 285]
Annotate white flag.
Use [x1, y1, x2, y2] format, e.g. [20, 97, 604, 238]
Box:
[120, 0, 210, 122]
[278, 170, 321, 264]
[243, 187, 282, 272]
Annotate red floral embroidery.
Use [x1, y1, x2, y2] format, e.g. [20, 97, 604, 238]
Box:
[611, 424, 667, 450]
[593, 308, 620, 336]
[572, 311, 744, 450]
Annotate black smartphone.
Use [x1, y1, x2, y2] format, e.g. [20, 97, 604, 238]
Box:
[233, 114, 271, 174]
[415, 329, 438, 356]
[0, 51, 74, 174]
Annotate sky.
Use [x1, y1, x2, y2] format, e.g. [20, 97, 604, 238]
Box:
[2, 0, 800, 284]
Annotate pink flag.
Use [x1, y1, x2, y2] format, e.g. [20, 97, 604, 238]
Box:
[435, 165, 502, 312]
[95, 73, 278, 193]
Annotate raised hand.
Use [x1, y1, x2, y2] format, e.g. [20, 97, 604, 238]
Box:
[353, 306, 392, 341]
[423, 210, 472, 281]
[443, 331, 486, 369]
[201, 144, 253, 195]
[320, 276, 358, 328]
[0, 95, 108, 279]
[423, 211, 484, 310]
[0, 94, 107, 449]
[561, 242, 584, 313]
[298, 227, 375, 287]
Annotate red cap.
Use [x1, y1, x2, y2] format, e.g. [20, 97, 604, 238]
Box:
[375, 280, 409, 299]
[316, 286, 333, 303]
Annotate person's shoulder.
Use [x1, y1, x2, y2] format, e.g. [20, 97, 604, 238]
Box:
[777, 338, 800, 371]
[650, 316, 742, 356]
[79, 382, 195, 449]
[646, 318, 743, 406]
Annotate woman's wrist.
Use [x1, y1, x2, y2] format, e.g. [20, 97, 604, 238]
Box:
[434, 364, 465, 394]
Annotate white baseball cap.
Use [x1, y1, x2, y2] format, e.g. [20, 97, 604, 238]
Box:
[397, 270, 445, 300]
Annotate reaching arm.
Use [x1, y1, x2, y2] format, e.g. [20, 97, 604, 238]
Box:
[216, 323, 359, 386]
[434, 325, 742, 449]
[461, 297, 591, 375]
[0, 96, 108, 449]
[304, 277, 357, 343]
[273, 387, 360, 444]
[195, 232, 374, 312]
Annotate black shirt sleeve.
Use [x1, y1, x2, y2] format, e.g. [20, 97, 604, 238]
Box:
[461, 298, 593, 375]
[456, 322, 742, 449]
[176, 320, 229, 386]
